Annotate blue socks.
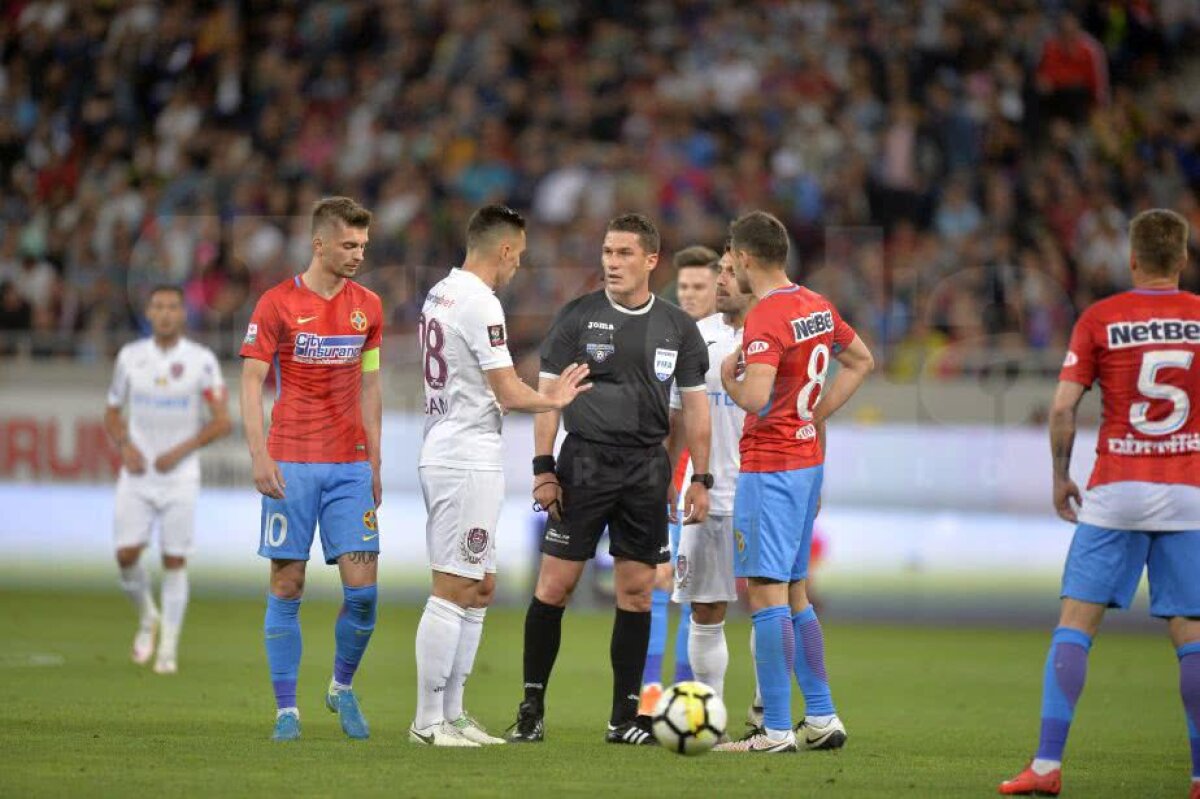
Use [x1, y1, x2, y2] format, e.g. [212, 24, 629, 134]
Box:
[643, 588, 669, 685]
[752, 605, 794, 732]
[333, 584, 377, 687]
[1179, 642, 1200, 779]
[674, 602, 693, 682]
[1036, 626, 1093, 762]
[792, 605, 835, 717]
[264, 594, 302, 710]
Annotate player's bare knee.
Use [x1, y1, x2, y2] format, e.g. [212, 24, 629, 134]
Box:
[692, 602, 726, 625]
[788, 579, 810, 614]
[654, 562, 674, 591]
[162, 555, 186, 570]
[115, 547, 142, 568]
[1168, 616, 1200, 649]
[473, 573, 497, 608]
[534, 574, 574, 607]
[1057, 597, 1106, 636]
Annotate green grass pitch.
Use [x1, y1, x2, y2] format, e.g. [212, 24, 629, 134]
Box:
[0, 590, 1190, 798]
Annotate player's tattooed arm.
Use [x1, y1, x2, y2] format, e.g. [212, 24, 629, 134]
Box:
[1048, 380, 1087, 522]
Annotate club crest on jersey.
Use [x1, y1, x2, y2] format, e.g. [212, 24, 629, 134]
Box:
[243, 323, 258, 345]
[654, 348, 678, 381]
[170, 362, 184, 380]
[292, 332, 366, 364]
[791, 310, 834, 342]
[362, 510, 377, 531]
[349, 308, 368, 332]
[587, 342, 615, 362]
[460, 527, 489, 564]
[488, 324, 506, 347]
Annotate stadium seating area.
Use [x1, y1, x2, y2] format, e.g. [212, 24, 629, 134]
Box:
[0, 1, 1197, 377]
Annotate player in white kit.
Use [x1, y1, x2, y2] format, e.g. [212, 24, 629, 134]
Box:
[412, 205, 590, 746]
[668, 246, 753, 701]
[103, 286, 231, 674]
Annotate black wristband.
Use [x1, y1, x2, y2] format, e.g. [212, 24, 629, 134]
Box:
[533, 455, 556, 476]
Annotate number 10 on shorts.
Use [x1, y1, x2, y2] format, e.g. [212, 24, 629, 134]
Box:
[263, 512, 288, 548]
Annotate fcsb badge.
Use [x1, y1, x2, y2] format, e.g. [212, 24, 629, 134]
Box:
[362, 510, 377, 531]
[349, 309, 368, 332]
[734, 529, 746, 553]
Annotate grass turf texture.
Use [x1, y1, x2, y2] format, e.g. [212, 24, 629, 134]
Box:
[0, 590, 1189, 798]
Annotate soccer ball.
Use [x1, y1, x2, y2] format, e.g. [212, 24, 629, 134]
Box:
[651, 681, 727, 755]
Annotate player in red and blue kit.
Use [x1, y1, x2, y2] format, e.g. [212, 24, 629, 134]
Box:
[1000, 209, 1200, 798]
[714, 212, 874, 754]
[240, 198, 384, 742]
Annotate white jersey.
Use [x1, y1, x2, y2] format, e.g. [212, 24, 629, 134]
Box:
[106, 337, 225, 483]
[419, 268, 514, 471]
[671, 313, 744, 515]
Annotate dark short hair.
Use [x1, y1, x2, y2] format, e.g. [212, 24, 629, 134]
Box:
[729, 211, 789, 266]
[466, 204, 526, 250]
[312, 196, 372, 237]
[147, 284, 184, 303]
[1130, 208, 1189, 276]
[607, 213, 660, 255]
[673, 245, 720, 273]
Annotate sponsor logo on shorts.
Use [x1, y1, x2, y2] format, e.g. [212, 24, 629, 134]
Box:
[654, 348, 678, 381]
[488, 324, 506, 347]
[243, 323, 258, 345]
[350, 308, 369, 332]
[734, 529, 746, 554]
[675, 554, 690, 589]
[544, 525, 570, 546]
[587, 342, 615, 362]
[460, 527, 490, 564]
[362, 509, 377, 531]
[746, 340, 769, 355]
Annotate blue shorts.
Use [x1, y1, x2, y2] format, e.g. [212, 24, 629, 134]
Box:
[733, 465, 823, 582]
[1062, 523, 1200, 618]
[258, 461, 379, 565]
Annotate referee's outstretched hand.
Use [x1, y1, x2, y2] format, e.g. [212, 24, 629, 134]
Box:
[681, 482, 710, 525]
[544, 362, 592, 409]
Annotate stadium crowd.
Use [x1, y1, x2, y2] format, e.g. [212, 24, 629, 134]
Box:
[0, 0, 1197, 378]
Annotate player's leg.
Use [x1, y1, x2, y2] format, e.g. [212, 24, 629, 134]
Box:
[1000, 523, 1145, 794]
[674, 599, 694, 682]
[639, 559, 671, 715]
[258, 461, 320, 741]
[114, 475, 158, 664]
[714, 472, 798, 753]
[606, 556, 657, 743]
[319, 461, 380, 740]
[153, 484, 196, 674]
[676, 514, 736, 699]
[689, 602, 728, 694]
[1148, 529, 1200, 792]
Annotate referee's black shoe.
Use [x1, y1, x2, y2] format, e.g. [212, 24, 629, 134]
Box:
[505, 700, 544, 743]
[605, 714, 657, 745]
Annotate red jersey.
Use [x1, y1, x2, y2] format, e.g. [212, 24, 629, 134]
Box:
[740, 284, 856, 472]
[240, 275, 383, 463]
[1060, 289, 1200, 489]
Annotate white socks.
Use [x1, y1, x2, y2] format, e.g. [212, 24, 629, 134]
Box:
[414, 596, 465, 729]
[1031, 759, 1061, 775]
[119, 564, 158, 629]
[159, 568, 189, 655]
[444, 607, 486, 722]
[689, 620, 728, 698]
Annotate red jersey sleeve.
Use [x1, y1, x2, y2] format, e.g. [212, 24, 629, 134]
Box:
[831, 305, 856, 353]
[240, 291, 282, 363]
[1059, 308, 1100, 387]
[743, 305, 788, 369]
[364, 292, 383, 352]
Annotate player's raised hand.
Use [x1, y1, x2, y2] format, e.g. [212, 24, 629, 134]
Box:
[121, 442, 147, 475]
[547, 362, 592, 409]
[252, 452, 286, 499]
[682, 482, 710, 525]
[1053, 476, 1081, 523]
[532, 476, 563, 521]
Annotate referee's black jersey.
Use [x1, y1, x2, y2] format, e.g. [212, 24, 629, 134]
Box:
[539, 290, 708, 447]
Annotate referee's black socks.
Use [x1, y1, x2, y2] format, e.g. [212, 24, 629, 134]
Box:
[610, 607, 652, 725]
[523, 596, 565, 709]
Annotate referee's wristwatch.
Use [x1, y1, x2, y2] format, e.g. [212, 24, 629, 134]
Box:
[690, 473, 714, 490]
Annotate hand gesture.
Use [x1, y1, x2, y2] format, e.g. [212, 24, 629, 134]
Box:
[121, 442, 146, 475]
[682, 482, 710, 525]
[720, 350, 741, 386]
[253, 452, 286, 499]
[546, 362, 592, 409]
[154, 446, 184, 473]
[533, 476, 563, 521]
[1053, 477, 1081, 523]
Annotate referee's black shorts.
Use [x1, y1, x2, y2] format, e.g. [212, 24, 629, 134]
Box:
[540, 434, 670, 566]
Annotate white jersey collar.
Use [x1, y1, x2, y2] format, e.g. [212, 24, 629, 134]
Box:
[605, 290, 655, 316]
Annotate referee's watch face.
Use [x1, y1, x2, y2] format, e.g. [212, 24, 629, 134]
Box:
[602, 231, 658, 300]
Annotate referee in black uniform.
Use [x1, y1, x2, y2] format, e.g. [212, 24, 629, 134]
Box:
[507, 213, 714, 744]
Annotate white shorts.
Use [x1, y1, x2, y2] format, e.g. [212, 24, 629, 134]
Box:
[113, 474, 198, 557]
[419, 466, 503, 580]
[673, 513, 736, 604]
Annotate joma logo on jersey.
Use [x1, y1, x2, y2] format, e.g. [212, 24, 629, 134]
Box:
[790, 310, 834, 342]
[1106, 319, 1200, 349]
[292, 333, 366, 363]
